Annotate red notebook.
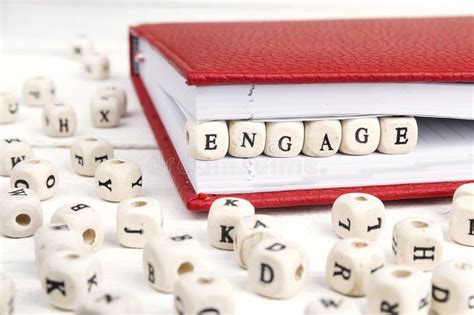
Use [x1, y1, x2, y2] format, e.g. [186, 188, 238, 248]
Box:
[129, 17, 473, 211]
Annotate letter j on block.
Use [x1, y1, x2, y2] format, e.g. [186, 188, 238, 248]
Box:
[184, 119, 229, 160]
[207, 197, 255, 250]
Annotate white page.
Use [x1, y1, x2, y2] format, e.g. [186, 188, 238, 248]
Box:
[141, 38, 474, 122]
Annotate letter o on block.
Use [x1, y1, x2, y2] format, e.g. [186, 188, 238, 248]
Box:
[248, 239, 308, 299]
[207, 197, 255, 250]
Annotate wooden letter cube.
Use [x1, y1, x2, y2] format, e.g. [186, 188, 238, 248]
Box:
[450, 196, 474, 246]
[39, 249, 103, 310]
[248, 239, 308, 299]
[34, 223, 84, 270]
[76, 290, 142, 314]
[431, 259, 474, 315]
[326, 238, 385, 297]
[23, 77, 55, 106]
[71, 37, 94, 60]
[0, 275, 14, 315]
[0, 93, 18, 124]
[303, 120, 342, 157]
[264, 121, 304, 157]
[1, 188, 42, 238]
[90, 96, 121, 128]
[305, 291, 361, 315]
[184, 120, 229, 160]
[453, 183, 474, 201]
[82, 54, 110, 80]
[0, 138, 34, 176]
[143, 234, 202, 293]
[378, 116, 418, 154]
[50, 203, 104, 252]
[174, 273, 234, 315]
[207, 197, 255, 250]
[10, 159, 58, 200]
[234, 214, 283, 269]
[96, 86, 127, 117]
[94, 159, 142, 202]
[367, 265, 431, 315]
[392, 217, 444, 271]
[340, 118, 380, 155]
[70, 137, 114, 176]
[43, 103, 77, 137]
[228, 120, 266, 158]
[117, 197, 164, 248]
[331, 193, 385, 241]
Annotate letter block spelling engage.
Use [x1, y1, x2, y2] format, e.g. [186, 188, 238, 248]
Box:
[10, 159, 58, 201]
[303, 120, 342, 157]
[207, 197, 255, 250]
[340, 118, 380, 155]
[228, 120, 266, 158]
[0, 138, 34, 176]
[377, 116, 418, 154]
[264, 121, 304, 157]
[184, 120, 229, 160]
[143, 234, 202, 293]
[174, 273, 234, 315]
[392, 217, 444, 271]
[248, 239, 308, 299]
[331, 193, 385, 241]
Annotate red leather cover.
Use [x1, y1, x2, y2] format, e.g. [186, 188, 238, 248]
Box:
[131, 17, 473, 86]
[130, 46, 470, 211]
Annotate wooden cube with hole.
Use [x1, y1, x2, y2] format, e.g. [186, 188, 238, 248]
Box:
[331, 193, 385, 241]
[174, 273, 234, 315]
[94, 159, 142, 202]
[116, 197, 163, 248]
[70, 137, 114, 176]
[142, 234, 202, 293]
[50, 203, 104, 252]
[34, 223, 84, 271]
[10, 158, 58, 201]
[248, 238, 308, 299]
[325, 238, 385, 297]
[1, 187, 42, 238]
[392, 217, 444, 271]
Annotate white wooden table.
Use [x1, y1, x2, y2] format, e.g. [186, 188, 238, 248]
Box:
[1, 49, 471, 315]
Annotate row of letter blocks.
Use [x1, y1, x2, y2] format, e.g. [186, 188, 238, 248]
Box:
[185, 116, 418, 160]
